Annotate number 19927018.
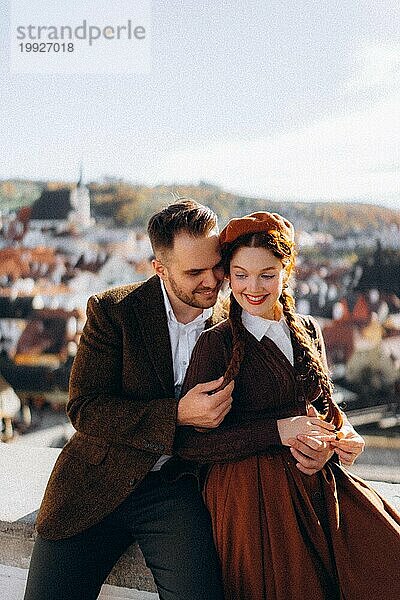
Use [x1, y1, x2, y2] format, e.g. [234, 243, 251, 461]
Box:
[19, 42, 74, 52]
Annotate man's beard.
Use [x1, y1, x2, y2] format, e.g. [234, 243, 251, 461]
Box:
[168, 275, 220, 309]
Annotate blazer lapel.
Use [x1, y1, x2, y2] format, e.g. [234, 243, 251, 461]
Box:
[132, 276, 174, 396]
[131, 276, 224, 395]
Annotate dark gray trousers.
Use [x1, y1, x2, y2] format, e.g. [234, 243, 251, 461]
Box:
[23, 472, 223, 600]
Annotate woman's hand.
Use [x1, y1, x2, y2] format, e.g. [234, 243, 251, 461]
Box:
[288, 433, 335, 475]
[278, 406, 336, 475]
[330, 411, 365, 467]
[278, 410, 336, 475]
[277, 415, 336, 446]
[330, 429, 365, 467]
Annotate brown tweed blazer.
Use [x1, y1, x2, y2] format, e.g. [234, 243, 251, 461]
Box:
[36, 275, 209, 540]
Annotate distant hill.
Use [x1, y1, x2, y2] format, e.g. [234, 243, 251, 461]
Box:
[1, 178, 399, 236]
[0, 179, 45, 212]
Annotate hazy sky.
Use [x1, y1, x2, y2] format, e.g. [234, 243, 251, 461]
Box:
[0, 1, 399, 208]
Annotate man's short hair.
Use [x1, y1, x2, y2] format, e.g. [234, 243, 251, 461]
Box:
[147, 198, 218, 257]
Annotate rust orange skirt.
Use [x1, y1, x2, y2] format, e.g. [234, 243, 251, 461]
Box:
[203, 449, 400, 600]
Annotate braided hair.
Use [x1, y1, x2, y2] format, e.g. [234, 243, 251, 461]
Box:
[215, 230, 343, 429]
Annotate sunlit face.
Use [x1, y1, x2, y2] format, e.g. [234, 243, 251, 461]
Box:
[154, 232, 224, 310]
[229, 246, 286, 320]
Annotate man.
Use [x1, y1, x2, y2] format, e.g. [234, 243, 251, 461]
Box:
[24, 200, 334, 600]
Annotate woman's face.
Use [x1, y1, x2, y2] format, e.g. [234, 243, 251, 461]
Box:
[229, 246, 286, 320]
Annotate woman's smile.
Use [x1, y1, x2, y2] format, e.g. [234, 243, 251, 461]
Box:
[243, 293, 269, 305]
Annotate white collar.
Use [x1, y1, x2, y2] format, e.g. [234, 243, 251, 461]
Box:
[241, 309, 290, 342]
[161, 280, 213, 325]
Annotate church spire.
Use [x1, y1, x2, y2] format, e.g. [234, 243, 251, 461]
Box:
[77, 163, 83, 188]
[69, 164, 92, 229]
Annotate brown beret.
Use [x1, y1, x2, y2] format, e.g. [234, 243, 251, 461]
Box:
[219, 212, 295, 245]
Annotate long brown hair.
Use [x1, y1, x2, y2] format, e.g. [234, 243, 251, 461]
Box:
[217, 230, 343, 429]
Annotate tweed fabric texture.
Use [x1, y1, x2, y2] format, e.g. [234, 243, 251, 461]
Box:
[37, 276, 182, 539]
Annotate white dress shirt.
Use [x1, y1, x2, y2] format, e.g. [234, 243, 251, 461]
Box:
[151, 281, 213, 471]
[241, 309, 294, 365]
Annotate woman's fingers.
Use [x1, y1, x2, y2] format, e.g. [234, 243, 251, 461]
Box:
[279, 416, 338, 446]
[295, 463, 318, 475]
[311, 418, 336, 431]
[289, 440, 334, 474]
[331, 442, 364, 454]
[289, 438, 321, 457]
[290, 446, 333, 475]
[330, 437, 364, 450]
[334, 447, 358, 466]
[296, 434, 335, 450]
[330, 437, 365, 466]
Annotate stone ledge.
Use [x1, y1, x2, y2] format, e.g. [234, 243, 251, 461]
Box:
[0, 444, 156, 593]
[0, 564, 158, 600]
[1, 444, 399, 594]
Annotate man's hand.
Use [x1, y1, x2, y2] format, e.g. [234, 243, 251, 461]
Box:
[177, 377, 234, 428]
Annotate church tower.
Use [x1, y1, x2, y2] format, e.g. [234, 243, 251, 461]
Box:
[69, 165, 92, 229]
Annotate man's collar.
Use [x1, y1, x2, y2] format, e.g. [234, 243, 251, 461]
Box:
[161, 280, 213, 325]
[241, 309, 289, 341]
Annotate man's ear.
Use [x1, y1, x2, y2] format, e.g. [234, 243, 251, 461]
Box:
[152, 258, 168, 281]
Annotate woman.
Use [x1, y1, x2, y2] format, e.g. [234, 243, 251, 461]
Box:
[174, 212, 400, 600]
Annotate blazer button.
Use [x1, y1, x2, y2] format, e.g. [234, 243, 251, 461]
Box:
[129, 479, 137, 487]
[297, 396, 305, 403]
